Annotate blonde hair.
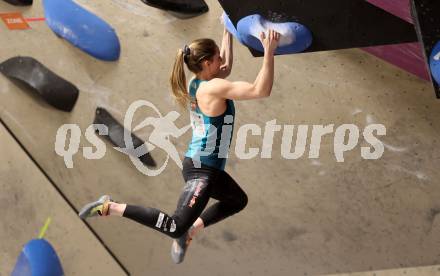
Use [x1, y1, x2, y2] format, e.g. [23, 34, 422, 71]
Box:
[170, 38, 218, 108]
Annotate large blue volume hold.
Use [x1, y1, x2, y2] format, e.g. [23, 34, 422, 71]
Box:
[12, 239, 64, 276]
[429, 41, 440, 85]
[43, 0, 121, 61]
[236, 14, 312, 55]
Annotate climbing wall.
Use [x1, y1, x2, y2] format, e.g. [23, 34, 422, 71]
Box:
[1, 0, 440, 275]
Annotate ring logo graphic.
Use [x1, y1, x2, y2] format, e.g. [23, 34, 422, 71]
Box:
[116, 100, 191, 176]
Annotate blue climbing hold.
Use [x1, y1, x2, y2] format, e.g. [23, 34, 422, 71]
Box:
[12, 239, 64, 276]
[429, 41, 440, 85]
[43, 0, 121, 61]
[236, 14, 312, 55]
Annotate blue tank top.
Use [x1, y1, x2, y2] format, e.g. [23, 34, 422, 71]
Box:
[185, 78, 235, 170]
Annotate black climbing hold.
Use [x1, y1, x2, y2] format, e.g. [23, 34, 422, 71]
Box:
[93, 107, 157, 167]
[140, 0, 208, 18]
[2, 0, 32, 6]
[0, 56, 79, 112]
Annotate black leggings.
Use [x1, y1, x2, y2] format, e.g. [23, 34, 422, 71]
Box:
[122, 158, 248, 238]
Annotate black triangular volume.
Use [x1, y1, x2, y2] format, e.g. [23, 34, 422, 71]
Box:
[219, 0, 418, 56]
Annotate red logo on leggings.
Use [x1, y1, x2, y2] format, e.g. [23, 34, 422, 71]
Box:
[188, 181, 203, 208]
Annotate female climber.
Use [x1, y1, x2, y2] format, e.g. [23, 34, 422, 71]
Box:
[79, 28, 280, 264]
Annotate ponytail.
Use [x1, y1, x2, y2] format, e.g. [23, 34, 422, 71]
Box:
[170, 39, 218, 108]
[170, 49, 189, 108]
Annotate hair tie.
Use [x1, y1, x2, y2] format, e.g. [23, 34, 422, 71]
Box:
[182, 45, 191, 63]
